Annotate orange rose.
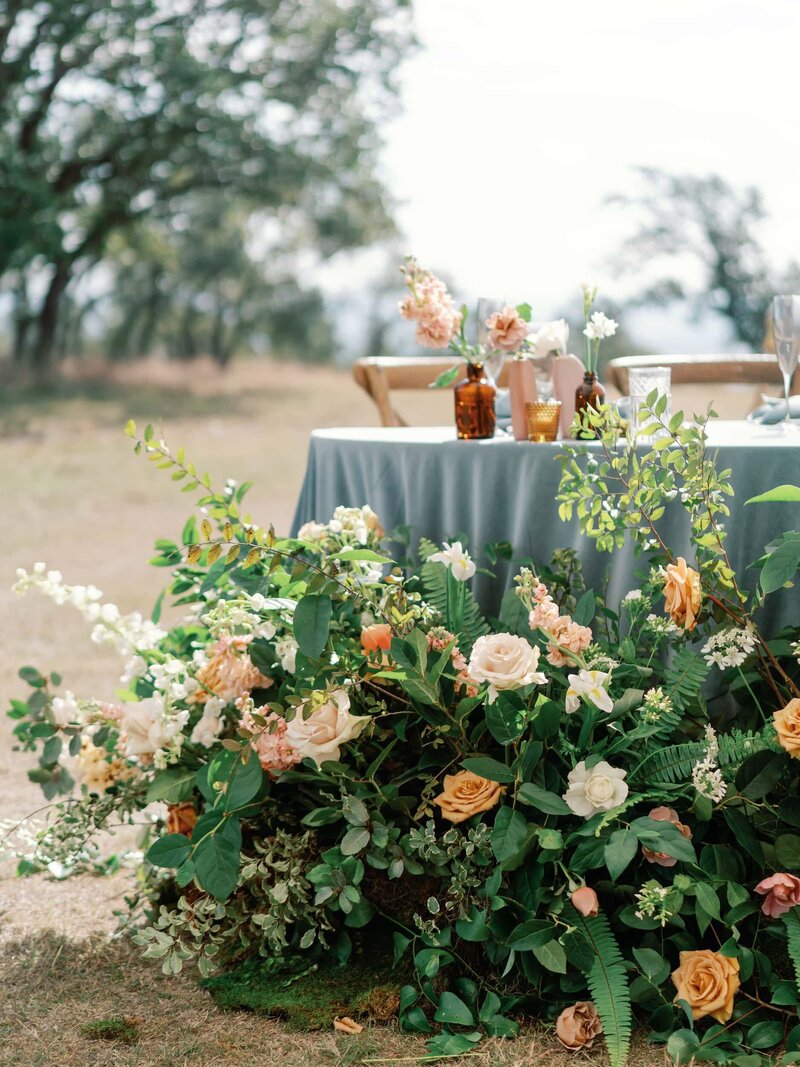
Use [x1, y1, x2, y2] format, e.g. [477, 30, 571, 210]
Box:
[166, 802, 197, 838]
[556, 1001, 602, 1049]
[641, 806, 692, 868]
[671, 950, 740, 1023]
[433, 770, 505, 824]
[663, 557, 701, 631]
[774, 698, 800, 757]
[361, 624, 393, 654]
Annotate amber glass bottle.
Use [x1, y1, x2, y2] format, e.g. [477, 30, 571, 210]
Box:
[454, 362, 496, 439]
[574, 371, 606, 437]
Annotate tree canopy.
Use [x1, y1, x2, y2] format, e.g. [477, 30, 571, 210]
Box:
[0, 0, 413, 368]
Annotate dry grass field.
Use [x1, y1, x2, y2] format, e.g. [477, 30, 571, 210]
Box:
[0, 359, 668, 1067]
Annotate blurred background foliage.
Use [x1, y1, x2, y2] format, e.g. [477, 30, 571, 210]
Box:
[1, 1, 798, 376]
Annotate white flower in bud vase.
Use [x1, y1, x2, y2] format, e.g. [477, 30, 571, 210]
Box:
[468, 633, 547, 703]
[583, 311, 618, 341]
[429, 541, 476, 581]
[532, 319, 569, 359]
[565, 670, 614, 714]
[564, 759, 628, 818]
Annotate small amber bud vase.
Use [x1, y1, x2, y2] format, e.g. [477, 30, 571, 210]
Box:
[454, 362, 496, 440]
[526, 400, 561, 442]
[574, 371, 606, 438]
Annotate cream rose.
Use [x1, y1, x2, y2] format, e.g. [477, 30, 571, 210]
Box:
[286, 689, 370, 766]
[774, 698, 800, 757]
[671, 950, 740, 1023]
[663, 556, 702, 631]
[564, 759, 629, 818]
[467, 633, 547, 703]
[556, 1001, 602, 1050]
[433, 770, 505, 824]
[119, 696, 172, 757]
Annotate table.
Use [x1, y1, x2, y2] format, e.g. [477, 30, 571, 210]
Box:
[292, 423, 800, 629]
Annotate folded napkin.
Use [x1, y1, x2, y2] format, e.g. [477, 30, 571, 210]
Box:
[747, 395, 800, 424]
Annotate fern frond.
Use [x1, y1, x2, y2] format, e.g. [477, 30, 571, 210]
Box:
[418, 538, 489, 653]
[633, 742, 706, 785]
[573, 911, 632, 1067]
[717, 728, 777, 771]
[783, 910, 800, 997]
[664, 648, 709, 712]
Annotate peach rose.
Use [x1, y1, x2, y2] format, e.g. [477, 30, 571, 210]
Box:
[433, 770, 505, 824]
[556, 1001, 602, 1050]
[485, 305, 528, 353]
[571, 886, 599, 917]
[167, 802, 198, 838]
[663, 557, 701, 631]
[286, 689, 370, 766]
[774, 699, 800, 757]
[754, 872, 800, 917]
[641, 806, 692, 868]
[361, 624, 393, 654]
[671, 950, 740, 1023]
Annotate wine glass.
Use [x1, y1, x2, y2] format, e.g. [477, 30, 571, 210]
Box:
[476, 296, 506, 384]
[772, 295, 800, 431]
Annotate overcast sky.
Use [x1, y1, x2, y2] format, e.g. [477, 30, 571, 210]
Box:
[333, 0, 800, 351]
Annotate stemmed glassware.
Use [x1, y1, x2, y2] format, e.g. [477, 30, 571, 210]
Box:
[772, 295, 800, 431]
[476, 297, 506, 385]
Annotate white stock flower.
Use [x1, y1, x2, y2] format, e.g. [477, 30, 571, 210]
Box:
[583, 311, 618, 341]
[276, 636, 298, 673]
[564, 759, 629, 818]
[428, 541, 476, 582]
[565, 670, 614, 714]
[621, 589, 643, 604]
[468, 633, 547, 703]
[532, 319, 569, 358]
[286, 689, 370, 766]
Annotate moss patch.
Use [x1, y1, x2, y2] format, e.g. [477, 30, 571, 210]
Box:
[80, 1016, 140, 1044]
[204, 948, 404, 1031]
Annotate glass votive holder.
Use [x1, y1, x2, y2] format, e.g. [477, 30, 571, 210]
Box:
[526, 400, 561, 442]
[628, 366, 672, 429]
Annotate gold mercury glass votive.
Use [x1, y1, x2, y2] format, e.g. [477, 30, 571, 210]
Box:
[526, 400, 561, 442]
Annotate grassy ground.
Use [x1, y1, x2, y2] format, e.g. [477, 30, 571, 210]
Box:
[0, 358, 668, 1066]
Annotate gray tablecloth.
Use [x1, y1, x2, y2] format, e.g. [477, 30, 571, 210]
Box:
[292, 424, 800, 629]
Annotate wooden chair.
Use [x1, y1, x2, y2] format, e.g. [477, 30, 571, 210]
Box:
[353, 356, 509, 427]
[606, 353, 797, 392]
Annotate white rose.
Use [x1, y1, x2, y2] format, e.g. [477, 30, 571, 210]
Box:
[51, 690, 80, 726]
[468, 633, 547, 703]
[564, 759, 629, 818]
[119, 696, 172, 757]
[532, 319, 569, 359]
[286, 689, 370, 766]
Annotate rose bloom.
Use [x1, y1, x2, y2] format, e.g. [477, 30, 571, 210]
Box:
[564, 760, 629, 818]
[571, 886, 599, 917]
[119, 695, 173, 758]
[546, 616, 593, 667]
[167, 802, 198, 838]
[663, 556, 702, 631]
[642, 806, 693, 868]
[468, 633, 547, 702]
[556, 1002, 602, 1050]
[361, 624, 393, 655]
[434, 770, 505, 824]
[754, 872, 800, 917]
[774, 698, 800, 757]
[672, 950, 740, 1023]
[485, 305, 529, 353]
[286, 689, 370, 766]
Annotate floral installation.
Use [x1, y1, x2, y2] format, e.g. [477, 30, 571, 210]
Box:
[5, 412, 800, 1067]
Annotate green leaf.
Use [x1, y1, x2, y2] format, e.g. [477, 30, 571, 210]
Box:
[507, 919, 553, 951]
[632, 947, 669, 985]
[747, 1020, 785, 1049]
[735, 751, 786, 800]
[146, 768, 196, 804]
[461, 756, 514, 784]
[761, 539, 800, 594]
[693, 882, 721, 921]
[485, 698, 523, 745]
[433, 991, 475, 1027]
[340, 827, 370, 856]
[146, 833, 192, 869]
[667, 1029, 700, 1064]
[516, 782, 571, 814]
[776, 834, 800, 869]
[746, 485, 800, 504]
[429, 364, 462, 389]
[604, 828, 638, 880]
[209, 750, 263, 810]
[491, 806, 530, 866]
[532, 939, 567, 974]
[327, 549, 391, 564]
[193, 832, 240, 900]
[573, 589, 596, 626]
[293, 594, 333, 659]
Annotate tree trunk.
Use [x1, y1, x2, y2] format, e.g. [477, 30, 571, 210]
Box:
[30, 263, 70, 374]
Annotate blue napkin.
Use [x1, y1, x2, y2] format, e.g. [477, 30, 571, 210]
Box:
[747, 395, 800, 424]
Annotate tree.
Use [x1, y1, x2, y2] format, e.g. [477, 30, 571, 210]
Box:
[0, 0, 413, 370]
[607, 168, 800, 350]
